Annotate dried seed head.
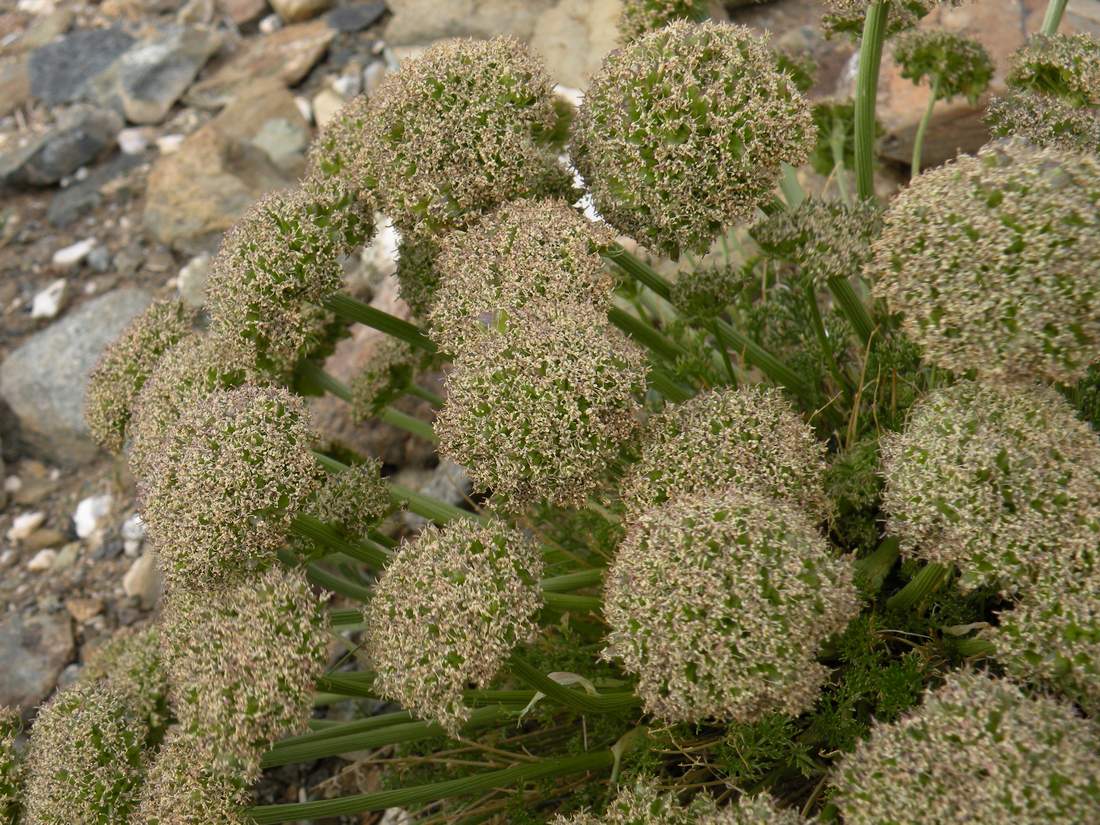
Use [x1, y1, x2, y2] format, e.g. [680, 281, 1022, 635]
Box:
[364, 520, 544, 734]
[162, 566, 329, 769]
[880, 380, 1100, 594]
[350, 338, 423, 419]
[81, 626, 169, 733]
[831, 671, 1100, 824]
[604, 489, 859, 724]
[556, 780, 802, 824]
[310, 459, 392, 536]
[1008, 33, 1100, 107]
[892, 30, 993, 103]
[136, 728, 259, 825]
[620, 386, 829, 522]
[142, 384, 322, 590]
[84, 299, 194, 453]
[669, 264, 743, 320]
[751, 199, 883, 286]
[207, 181, 370, 374]
[987, 89, 1100, 153]
[437, 305, 646, 509]
[23, 683, 145, 825]
[618, 0, 709, 42]
[360, 37, 568, 235]
[871, 139, 1100, 384]
[395, 229, 443, 320]
[429, 199, 616, 350]
[128, 333, 261, 483]
[0, 707, 21, 824]
[573, 21, 814, 257]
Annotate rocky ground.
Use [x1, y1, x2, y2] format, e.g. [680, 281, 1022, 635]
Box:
[0, 0, 1097, 811]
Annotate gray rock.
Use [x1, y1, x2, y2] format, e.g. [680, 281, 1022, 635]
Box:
[91, 26, 224, 125]
[47, 151, 145, 228]
[0, 611, 74, 711]
[29, 27, 135, 106]
[0, 105, 122, 187]
[385, 0, 554, 44]
[326, 1, 386, 32]
[0, 288, 152, 463]
[403, 460, 472, 530]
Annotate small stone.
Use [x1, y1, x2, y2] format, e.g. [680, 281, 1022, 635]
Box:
[217, 0, 268, 26]
[271, 0, 331, 23]
[87, 246, 111, 273]
[27, 548, 57, 571]
[121, 513, 145, 542]
[0, 610, 74, 709]
[259, 13, 282, 32]
[176, 253, 210, 307]
[332, 72, 360, 99]
[326, 2, 386, 33]
[52, 542, 79, 571]
[311, 87, 344, 128]
[363, 60, 386, 96]
[156, 133, 185, 154]
[51, 238, 96, 268]
[117, 127, 149, 155]
[30, 278, 67, 319]
[64, 596, 103, 623]
[8, 510, 45, 541]
[0, 106, 122, 187]
[23, 527, 67, 552]
[0, 549, 15, 569]
[74, 493, 112, 539]
[3, 476, 21, 494]
[294, 95, 312, 122]
[56, 662, 82, 690]
[122, 550, 161, 609]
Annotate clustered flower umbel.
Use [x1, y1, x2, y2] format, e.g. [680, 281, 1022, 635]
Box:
[84, 299, 194, 454]
[880, 380, 1100, 594]
[572, 20, 814, 258]
[394, 229, 443, 320]
[437, 304, 647, 509]
[365, 521, 544, 734]
[80, 625, 169, 734]
[831, 671, 1100, 824]
[892, 29, 994, 104]
[22, 683, 146, 824]
[987, 89, 1100, 153]
[309, 458, 392, 537]
[0, 707, 20, 824]
[556, 779, 802, 824]
[822, 0, 959, 37]
[163, 566, 330, 770]
[668, 263, 742, 320]
[349, 338, 423, 420]
[358, 37, 568, 236]
[750, 198, 883, 286]
[429, 198, 615, 351]
[870, 139, 1100, 384]
[604, 489, 859, 724]
[618, 0, 710, 42]
[141, 384, 322, 590]
[620, 386, 830, 522]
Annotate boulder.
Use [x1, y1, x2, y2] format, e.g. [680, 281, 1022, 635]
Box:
[0, 105, 122, 187]
[530, 0, 621, 89]
[28, 26, 135, 105]
[0, 611, 74, 712]
[270, 0, 331, 23]
[384, 0, 555, 45]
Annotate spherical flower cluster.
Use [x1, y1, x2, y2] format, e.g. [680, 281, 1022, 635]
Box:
[751, 198, 883, 286]
[880, 380, 1100, 593]
[620, 386, 829, 522]
[350, 338, 422, 419]
[668, 264, 743, 320]
[359, 37, 567, 235]
[437, 305, 646, 509]
[572, 21, 814, 257]
[310, 459, 392, 536]
[556, 780, 801, 824]
[987, 89, 1100, 153]
[831, 671, 1100, 824]
[395, 230, 443, 320]
[618, 0, 709, 42]
[84, 299, 193, 453]
[604, 489, 859, 724]
[136, 728, 259, 825]
[364, 520, 544, 733]
[307, 94, 369, 182]
[870, 139, 1100, 384]
[142, 384, 322, 589]
[0, 707, 21, 824]
[22, 683, 146, 825]
[162, 566, 330, 768]
[1007, 33, 1100, 108]
[127, 332, 260, 482]
[82, 625, 169, 733]
[892, 29, 993, 104]
[823, 0, 939, 38]
[429, 199, 615, 351]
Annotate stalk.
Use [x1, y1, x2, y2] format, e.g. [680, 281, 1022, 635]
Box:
[376, 406, 439, 444]
[853, 536, 900, 594]
[324, 293, 436, 353]
[509, 656, 641, 713]
[886, 562, 950, 611]
[1041, 0, 1069, 35]
[955, 637, 996, 658]
[248, 749, 614, 822]
[406, 383, 444, 407]
[277, 548, 375, 603]
[649, 368, 695, 402]
[608, 306, 690, 365]
[712, 320, 739, 386]
[330, 607, 363, 627]
[602, 244, 673, 301]
[827, 276, 876, 347]
[542, 592, 602, 613]
[911, 75, 941, 177]
[541, 569, 604, 592]
[855, 2, 890, 200]
[290, 513, 390, 568]
[804, 281, 852, 398]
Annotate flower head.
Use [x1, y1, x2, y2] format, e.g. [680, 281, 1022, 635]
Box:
[360, 37, 568, 235]
[84, 299, 193, 453]
[0, 707, 21, 824]
[310, 459, 392, 536]
[604, 489, 859, 724]
[162, 566, 329, 769]
[871, 139, 1100, 384]
[307, 94, 370, 182]
[620, 386, 829, 522]
[555, 780, 802, 824]
[987, 89, 1100, 152]
[1008, 33, 1100, 107]
[618, 0, 709, 42]
[364, 520, 544, 733]
[437, 305, 646, 509]
[893, 29, 993, 103]
[349, 338, 425, 419]
[823, 0, 942, 37]
[395, 230, 443, 319]
[572, 20, 814, 257]
[22, 683, 146, 824]
[831, 671, 1100, 824]
[141, 384, 321, 590]
[81, 625, 169, 733]
[880, 380, 1100, 594]
[669, 264, 743, 320]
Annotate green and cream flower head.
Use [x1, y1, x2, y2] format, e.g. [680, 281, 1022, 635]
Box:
[620, 386, 829, 522]
[668, 263, 743, 321]
[81, 625, 169, 734]
[0, 707, 21, 825]
[822, 0, 952, 38]
[141, 384, 321, 589]
[22, 683, 146, 825]
[437, 304, 646, 510]
[572, 20, 814, 258]
[556, 779, 803, 824]
[880, 380, 1100, 594]
[987, 89, 1100, 152]
[84, 299, 193, 454]
[1007, 33, 1100, 108]
[618, 0, 709, 42]
[163, 566, 329, 769]
[394, 230, 443, 320]
[831, 671, 1100, 824]
[892, 29, 993, 104]
[871, 139, 1100, 384]
[309, 458, 392, 537]
[364, 520, 544, 734]
[604, 489, 858, 724]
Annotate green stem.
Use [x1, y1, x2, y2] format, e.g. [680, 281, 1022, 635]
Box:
[714, 318, 817, 405]
[376, 406, 439, 444]
[278, 548, 375, 602]
[608, 306, 689, 365]
[330, 607, 363, 627]
[290, 514, 390, 568]
[281, 711, 417, 748]
[543, 592, 602, 613]
[249, 749, 614, 822]
[804, 281, 851, 398]
[1041, 0, 1068, 35]
[541, 569, 604, 592]
[712, 319, 739, 387]
[648, 368, 695, 402]
[827, 275, 876, 347]
[407, 383, 444, 407]
[602, 244, 673, 301]
[955, 637, 996, 658]
[911, 75, 940, 177]
[324, 293, 436, 353]
[853, 536, 900, 594]
[779, 162, 807, 209]
[886, 562, 950, 611]
[509, 656, 640, 714]
[855, 1, 889, 200]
